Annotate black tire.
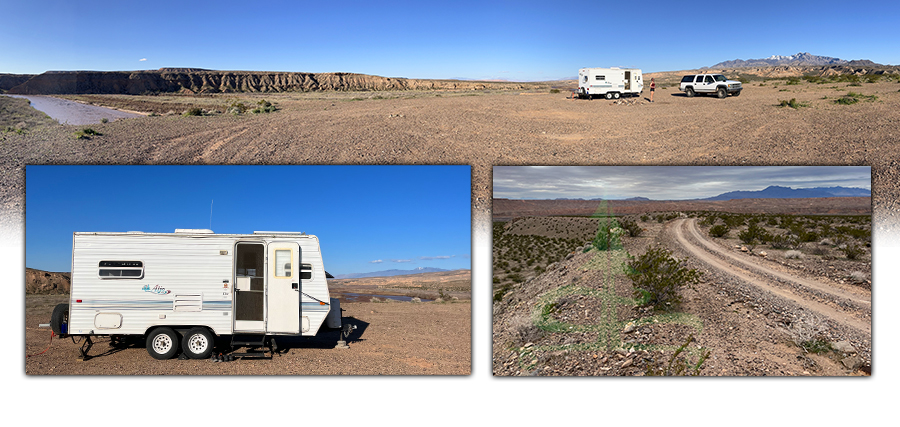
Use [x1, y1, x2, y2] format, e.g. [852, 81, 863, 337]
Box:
[182, 327, 215, 359]
[733, 90, 741, 97]
[146, 327, 180, 360]
[685, 87, 695, 97]
[50, 303, 69, 335]
[717, 87, 727, 98]
[613, 92, 620, 99]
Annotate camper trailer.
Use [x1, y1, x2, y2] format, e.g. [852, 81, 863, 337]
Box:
[49, 229, 345, 360]
[578, 67, 643, 99]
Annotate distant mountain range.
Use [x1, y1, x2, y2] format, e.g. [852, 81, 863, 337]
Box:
[709, 52, 878, 68]
[701, 186, 870, 201]
[332, 267, 450, 279]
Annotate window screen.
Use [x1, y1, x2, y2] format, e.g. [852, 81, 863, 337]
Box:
[275, 249, 292, 277]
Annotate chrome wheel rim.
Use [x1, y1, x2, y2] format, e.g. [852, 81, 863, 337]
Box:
[152, 334, 173, 354]
[187, 334, 208, 354]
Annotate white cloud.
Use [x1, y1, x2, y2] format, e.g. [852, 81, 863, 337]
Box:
[370, 259, 383, 263]
[139, 58, 147, 62]
[391, 259, 413, 263]
[420, 255, 452, 260]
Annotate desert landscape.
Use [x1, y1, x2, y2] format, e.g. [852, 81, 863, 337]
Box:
[24, 270, 471, 375]
[2, 65, 899, 239]
[492, 198, 871, 376]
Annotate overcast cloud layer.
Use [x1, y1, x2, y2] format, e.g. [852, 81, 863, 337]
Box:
[493, 166, 871, 200]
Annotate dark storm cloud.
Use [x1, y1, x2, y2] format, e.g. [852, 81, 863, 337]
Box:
[493, 166, 871, 200]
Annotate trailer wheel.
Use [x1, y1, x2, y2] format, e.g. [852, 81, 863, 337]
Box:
[146, 327, 179, 360]
[717, 87, 727, 98]
[605, 92, 614, 100]
[181, 327, 214, 359]
[685, 87, 695, 97]
[613, 92, 620, 99]
[50, 303, 69, 335]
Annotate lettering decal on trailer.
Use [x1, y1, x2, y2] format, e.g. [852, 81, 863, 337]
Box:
[141, 284, 171, 295]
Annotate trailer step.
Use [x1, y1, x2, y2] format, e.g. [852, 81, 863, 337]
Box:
[231, 334, 266, 347]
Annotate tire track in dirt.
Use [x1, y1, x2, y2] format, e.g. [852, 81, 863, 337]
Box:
[670, 218, 871, 335]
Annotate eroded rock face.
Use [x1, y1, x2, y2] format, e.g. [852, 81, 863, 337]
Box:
[25, 268, 70, 294]
[7, 70, 530, 95]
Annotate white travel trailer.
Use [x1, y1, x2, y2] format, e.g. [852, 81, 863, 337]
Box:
[49, 229, 346, 360]
[577, 67, 643, 99]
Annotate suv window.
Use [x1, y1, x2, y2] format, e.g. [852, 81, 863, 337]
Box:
[714, 75, 727, 82]
[704, 76, 714, 83]
[681, 75, 694, 83]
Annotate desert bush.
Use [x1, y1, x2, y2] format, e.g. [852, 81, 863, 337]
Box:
[849, 271, 867, 283]
[619, 218, 643, 237]
[100, 117, 108, 123]
[801, 338, 833, 354]
[183, 107, 203, 116]
[738, 223, 770, 248]
[777, 98, 808, 109]
[550, 89, 560, 93]
[784, 250, 804, 259]
[769, 233, 798, 249]
[250, 99, 277, 113]
[640, 214, 650, 222]
[592, 218, 623, 251]
[841, 244, 864, 260]
[708, 224, 729, 238]
[73, 128, 101, 139]
[627, 245, 702, 312]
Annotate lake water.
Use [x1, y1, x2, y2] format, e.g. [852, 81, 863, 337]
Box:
[5, 95, 143, 125]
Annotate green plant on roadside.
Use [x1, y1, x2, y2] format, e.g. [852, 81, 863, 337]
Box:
[800, 338, 832, 354]
[841, 244, 864, 260]
[627, 245, 702, 311]
[708, 224, 729, 238]
[645, 334, 711, 376]
[73, 128, 101, 140]
[834, 91, 878, 105]
[100, 117, 108, 123]
[250, 99, 277, 114]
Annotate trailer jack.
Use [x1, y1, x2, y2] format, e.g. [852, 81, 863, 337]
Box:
[76, 336, 94, 361]
[334, 322, 357, 349]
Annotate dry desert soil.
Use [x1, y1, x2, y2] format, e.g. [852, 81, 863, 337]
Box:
[25, 294, 471, 375]
[492, 208, 871, 376]
[2, 78, 899, 238]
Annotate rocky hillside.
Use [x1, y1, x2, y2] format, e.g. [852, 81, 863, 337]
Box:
[25, 268, 70, 294]
[6, 69, 535, 95]
[709, 52, 870, 68]
[0, 73, 36, 92]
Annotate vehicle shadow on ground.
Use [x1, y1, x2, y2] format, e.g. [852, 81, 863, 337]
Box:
[223, 317, 371, 355]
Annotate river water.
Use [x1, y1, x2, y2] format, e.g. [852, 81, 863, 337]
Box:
[5, 95, 143, 125]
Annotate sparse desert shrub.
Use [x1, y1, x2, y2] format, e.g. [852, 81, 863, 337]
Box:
[73, 128, 101, 139]
[834, 91, 877, 105]
[550, 89, 560, 93]
[627, 245, 702, 312]
[708, 224, 729, 238]
[183, 107, 203, 116]
[100, 117, 108, 123]
[640, 214, 650, 222]
[801, 338, 833, 354]
[250, 99, 277, 113]
[619, 218, 643, 237]
[849, 271, 867, 283]
[769, 233, 798, 249]
[592, 218, 623, 251]
[784, 250, 804, 259]
[738, 223, 770, 249]
[841, 244, 864, 260]
[777, 98, 808, 109]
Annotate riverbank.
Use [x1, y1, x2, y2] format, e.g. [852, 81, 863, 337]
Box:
[3, 94, 143, 125]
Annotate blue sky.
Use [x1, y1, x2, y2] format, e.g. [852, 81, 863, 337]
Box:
[2, 1, 897, 80]
[494, 166, 872, 200]
[25, 165, 471, 274]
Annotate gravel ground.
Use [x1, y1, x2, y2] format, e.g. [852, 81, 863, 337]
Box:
[25, 295, 470, 375]
[2, 81, 899, 241]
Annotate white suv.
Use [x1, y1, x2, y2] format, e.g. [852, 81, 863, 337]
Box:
[680, 74, 742, 98]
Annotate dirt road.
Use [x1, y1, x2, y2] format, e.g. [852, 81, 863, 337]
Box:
[668, 218, 871, 352]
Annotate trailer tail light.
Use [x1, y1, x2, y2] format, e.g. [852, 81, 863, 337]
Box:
[76, 299, 82, 303]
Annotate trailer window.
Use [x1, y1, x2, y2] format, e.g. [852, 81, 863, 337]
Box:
[595, 75, 605, 81]
[274, 249, 292, 278]
[98, 261, 144, 279]
[300, 263, 313, 280]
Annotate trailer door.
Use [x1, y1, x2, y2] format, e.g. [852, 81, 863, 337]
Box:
[266, 242, 301, 334]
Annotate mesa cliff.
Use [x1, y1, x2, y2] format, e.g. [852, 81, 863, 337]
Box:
[7, 69, 534, 95]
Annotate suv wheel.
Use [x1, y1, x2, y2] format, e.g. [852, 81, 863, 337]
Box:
[685, 87, 695, 97]
[717, 87, 727, 98]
